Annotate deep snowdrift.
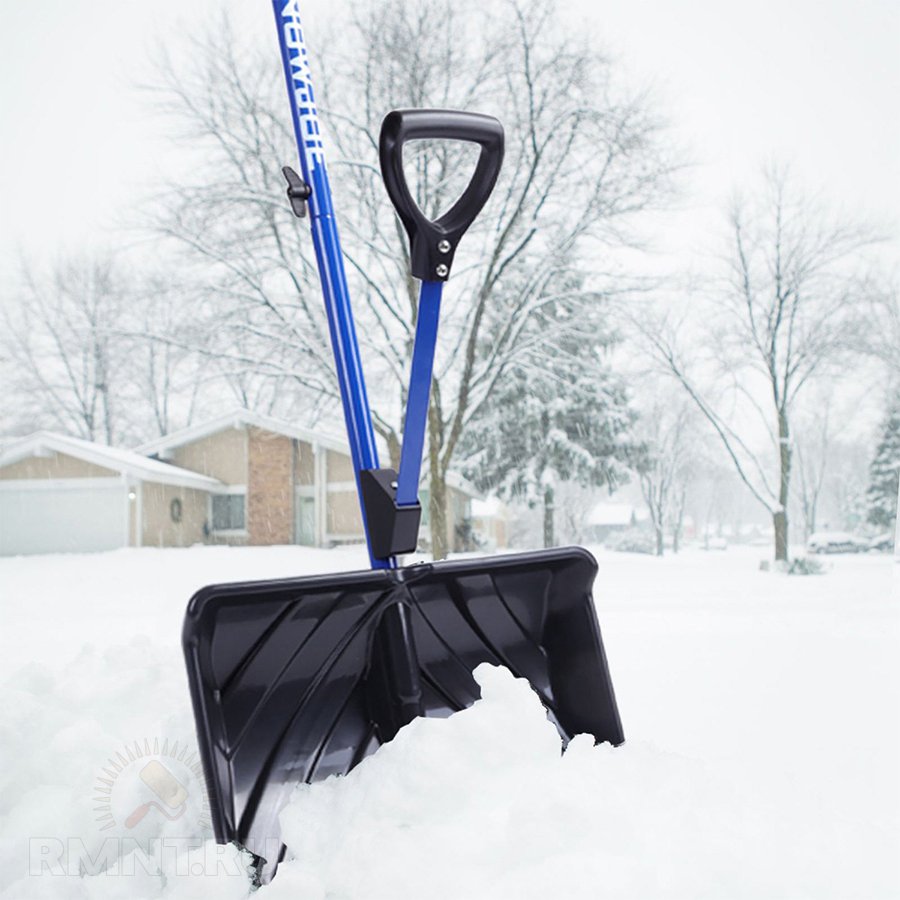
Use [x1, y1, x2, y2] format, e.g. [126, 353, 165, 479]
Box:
[0, 545, 897, 899]
[269, 663, 730, 900]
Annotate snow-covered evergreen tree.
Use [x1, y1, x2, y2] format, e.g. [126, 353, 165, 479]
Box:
[866, 394, 900, 530]
[462, 294, 637, 548]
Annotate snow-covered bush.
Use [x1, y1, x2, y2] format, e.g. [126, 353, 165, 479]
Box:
[787, 556, 826, 576]
[605, 528, 655, 555]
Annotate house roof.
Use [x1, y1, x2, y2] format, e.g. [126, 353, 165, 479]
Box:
[587, 502, 636, 527]
[471, 497, 503, 517]
[135, 408, 350, 457]
[445, 471, 483, 501]
[0, 432, 224, 492]
[135, 408, 484, 500]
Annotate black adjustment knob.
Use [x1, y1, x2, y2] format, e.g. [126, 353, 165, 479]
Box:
[282, 166, 312, 218]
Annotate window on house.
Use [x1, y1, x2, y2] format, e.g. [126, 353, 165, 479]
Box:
[212, 493, 245, 531]
[296, 495, 316, 545]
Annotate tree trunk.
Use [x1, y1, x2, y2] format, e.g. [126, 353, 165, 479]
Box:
[672, 488, 686, 554]
[385, 429, 401, 471]
[655, 526, 664, 557]
[773, 509, 788, 562]
[428, 404, 449, 560]
[96, 342, 113, 445]
[429, 467, 448, 560]
[543, 483, 555, 548]
[775, 408, 792, 562]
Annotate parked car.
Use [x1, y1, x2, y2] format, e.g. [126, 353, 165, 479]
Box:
[867, 532, 895, 553]
[806, 532, 867, 554]
[705, 537, 728, 551]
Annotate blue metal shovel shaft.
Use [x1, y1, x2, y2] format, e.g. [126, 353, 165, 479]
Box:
[272, 0, 391, 568]
[396, 280, 443, 506]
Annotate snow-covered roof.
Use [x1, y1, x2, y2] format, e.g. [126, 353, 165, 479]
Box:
[445, 471, 483, 501]
[471, 497, 503, 518]
[134, 408, 485, 499]
[587, 502, 636, 527]
[0, 432, 224, 492]
[135, 408, 350, 457]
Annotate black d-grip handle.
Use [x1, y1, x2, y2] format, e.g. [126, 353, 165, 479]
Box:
[379, 109, 504, 282]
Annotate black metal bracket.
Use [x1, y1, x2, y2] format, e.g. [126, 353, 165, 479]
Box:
[359, 468, 421, 558]
[282, 166, 311, 218]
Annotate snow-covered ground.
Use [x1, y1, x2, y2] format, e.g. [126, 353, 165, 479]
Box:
[0, 545, 897, 899]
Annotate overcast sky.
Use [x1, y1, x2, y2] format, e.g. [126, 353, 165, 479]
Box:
[1, 0, 898, 274]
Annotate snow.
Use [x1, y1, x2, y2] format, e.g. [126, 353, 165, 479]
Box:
[0, 432, 223, 492]
[807, 531, 862, 542]
[586, 501, 636, 527]
[470, 497, 503, 518]
[0, 545, 897, 899]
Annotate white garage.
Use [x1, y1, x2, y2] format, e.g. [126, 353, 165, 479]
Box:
[0, 433, 223, 556]
[0, 479, 127, 555]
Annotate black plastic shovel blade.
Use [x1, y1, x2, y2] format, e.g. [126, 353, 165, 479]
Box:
[183, 546, 623, 881]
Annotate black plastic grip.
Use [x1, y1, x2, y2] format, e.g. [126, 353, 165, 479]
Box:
[379, 109, 504, 282]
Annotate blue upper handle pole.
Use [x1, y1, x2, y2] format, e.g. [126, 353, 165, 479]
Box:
[396, 280, 444, 506]
[271, 0, 392, 569]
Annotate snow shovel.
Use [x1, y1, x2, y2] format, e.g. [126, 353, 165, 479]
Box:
[182, 0, 624, 883]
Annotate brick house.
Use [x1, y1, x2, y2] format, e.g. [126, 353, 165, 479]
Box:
[135, 409, 367, 547]
[0, 409, 481, 555]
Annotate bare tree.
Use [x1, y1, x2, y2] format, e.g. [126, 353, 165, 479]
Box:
[555, 482, 603, 546]
[634, 387, 696, 556]
[669, 474, 690, 553]
[2, 257, 126, 443]
[863, 279, 900, 382]
[147, 0, 674, 558]
[121, 274, 210, 437]
[821, 438, 871, 532]
[0, 255, 209, 444]
[641, 167, 878, 561]
[792, 400, 833, 541]
[685, 460, 748, 547]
